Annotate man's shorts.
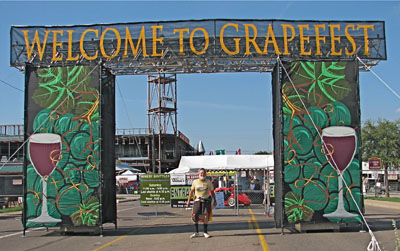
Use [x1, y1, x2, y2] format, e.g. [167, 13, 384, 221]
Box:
[192, 198, 212, 219]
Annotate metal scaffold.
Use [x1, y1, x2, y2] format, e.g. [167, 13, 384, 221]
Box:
[148, 73, 178, 173]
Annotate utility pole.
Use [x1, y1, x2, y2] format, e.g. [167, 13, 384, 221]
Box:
[384, 164, 389, 198]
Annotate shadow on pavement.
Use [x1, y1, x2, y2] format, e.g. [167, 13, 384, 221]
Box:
[101, 220, 278, 236]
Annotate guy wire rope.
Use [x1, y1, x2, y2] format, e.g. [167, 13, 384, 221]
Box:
[277, 57, 381, 251]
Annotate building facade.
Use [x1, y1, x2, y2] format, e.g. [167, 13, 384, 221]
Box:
[0, 125, 194, 173]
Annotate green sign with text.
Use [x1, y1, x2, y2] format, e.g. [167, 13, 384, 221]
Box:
[140, 174, 170, 205]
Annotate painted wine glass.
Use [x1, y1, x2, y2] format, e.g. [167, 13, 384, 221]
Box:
[322, 126, 358, 219]
[28, 133, 62, 223]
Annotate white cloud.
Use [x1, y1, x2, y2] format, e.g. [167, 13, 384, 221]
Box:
[396, 108, 400, 113]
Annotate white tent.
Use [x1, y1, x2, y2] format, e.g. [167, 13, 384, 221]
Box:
[170, 155, 274, 173]
[116, 170, 139, 183]
[168, 166, 191, 174]
[119, 170, 138, 176]
[115, 162, 141, 172]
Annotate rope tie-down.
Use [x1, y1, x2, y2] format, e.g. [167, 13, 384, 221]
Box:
[278, 57, 382, 251]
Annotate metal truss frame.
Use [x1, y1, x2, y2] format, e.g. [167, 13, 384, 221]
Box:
[10, 19, 386, 74]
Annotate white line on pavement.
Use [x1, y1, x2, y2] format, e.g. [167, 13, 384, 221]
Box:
[0, 227, 46, 239]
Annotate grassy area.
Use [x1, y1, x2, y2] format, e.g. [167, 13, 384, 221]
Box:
[0, 206, 22, 214]
[365, 196, 400, 203]
[1, 197, 127, 214]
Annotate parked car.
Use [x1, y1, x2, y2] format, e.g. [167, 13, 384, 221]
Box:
[0, 197, 7, 209]
[214, 186, 251, 207]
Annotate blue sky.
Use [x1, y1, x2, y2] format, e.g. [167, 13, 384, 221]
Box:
[0, 1, 399, 154]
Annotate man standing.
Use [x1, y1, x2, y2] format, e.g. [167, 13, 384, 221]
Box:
[186, 168, 217, 238]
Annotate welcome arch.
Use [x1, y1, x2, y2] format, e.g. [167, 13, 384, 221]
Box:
[10, 19, 386, 233]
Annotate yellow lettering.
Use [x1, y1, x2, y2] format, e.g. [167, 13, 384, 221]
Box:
[263, 24, 281, 55]
[281, 24, 295, 55]
[51, 30, 63, 61]
[173, 28, 189, 55]
[298, 24, 311, 55]
[329, 24, 342, 56]
[190, 28, 209, 55]
[124, 26, 148, 58]
[100, 28, 121, 59]
[22, 30, 50, 61]
[220, 23, 240, 55]
[357, 24, 374, 56]
[244, 24, 264, 55]
[80, 29, 98, 60]
[345, 24, 356, 56]
[152, 25, 164, 57]
[314, 24, 326, 56]
[67, 30, 79, 61]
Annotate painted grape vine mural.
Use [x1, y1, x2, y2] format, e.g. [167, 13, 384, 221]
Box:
[26, 66, 100, 227]
[282, 61, 362, 223]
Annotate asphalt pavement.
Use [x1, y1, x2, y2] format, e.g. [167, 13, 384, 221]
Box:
[0, 194, 399, 251]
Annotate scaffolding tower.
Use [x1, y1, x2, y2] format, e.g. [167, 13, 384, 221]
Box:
[147, 73, 178, 173]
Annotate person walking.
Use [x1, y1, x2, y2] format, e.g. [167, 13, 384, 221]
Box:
[186, 168, 217, 239]
[263, 179, 271, 216]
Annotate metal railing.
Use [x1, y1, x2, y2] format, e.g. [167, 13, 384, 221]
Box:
[0, 125, 24, 136]
[116, 128, 153, 136]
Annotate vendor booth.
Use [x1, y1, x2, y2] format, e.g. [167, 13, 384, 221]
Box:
[170, 155, 275, 213]
[116, 163, 141, 194]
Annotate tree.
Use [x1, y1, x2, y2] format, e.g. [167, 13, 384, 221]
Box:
[361, 119, 400, 197]
[254, 151, 271, 155]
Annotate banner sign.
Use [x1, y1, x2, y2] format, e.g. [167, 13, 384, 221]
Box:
[162, 96, 175, 104]
[0, 175, 23, 196]
[140, 174, 170, 205]
[170, 186, 191, 208]
[269, 184, 275, 198]
[207, 170, 237, 177]
[170, 173, 186, 185]
[170, 173, 200, 208]
[214, 191, 225, 209]
[186, 173, 199, 185]
[11, 19, 385, 69]
[368, 157, 381, 170]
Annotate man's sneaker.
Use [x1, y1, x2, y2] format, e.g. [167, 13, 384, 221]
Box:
[190, 233, 200, 238]
[204, 233, 211, 238]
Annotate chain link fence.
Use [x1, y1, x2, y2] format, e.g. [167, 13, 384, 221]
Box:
[210, 169, 274, 216]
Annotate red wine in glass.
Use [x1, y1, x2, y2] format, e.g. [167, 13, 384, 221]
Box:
[322, 126, 358, 219]
[29, 142, 60, 177]
[28, 133, 62, 223]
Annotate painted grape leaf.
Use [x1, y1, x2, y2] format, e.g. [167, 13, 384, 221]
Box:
[32, 66, 92, 113]
[74, 87, 99, 121]
[297, 61, 351, 106]
[282, 81, 306, 115]
[71, 196, 99, 226]
[284, 191, 313, 223]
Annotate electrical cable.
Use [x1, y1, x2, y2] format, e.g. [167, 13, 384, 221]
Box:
[0, 62, 101, 170]
[116, 82, 148, 172]
[0, 79, 24, 92]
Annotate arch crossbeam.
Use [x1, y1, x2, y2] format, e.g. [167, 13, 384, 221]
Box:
[11, 19, 386, 74]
